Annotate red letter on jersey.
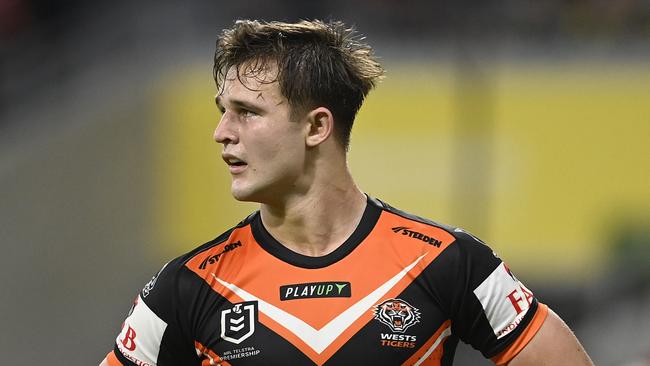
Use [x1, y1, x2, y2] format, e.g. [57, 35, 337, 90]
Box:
[506, 290, 525, 314]
[121, 325, 137, 351]
[522, 285, 534, 305]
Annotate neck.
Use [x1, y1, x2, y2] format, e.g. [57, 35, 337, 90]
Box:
[259, 170, 367, 257]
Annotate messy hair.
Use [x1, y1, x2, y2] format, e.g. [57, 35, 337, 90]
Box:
[213, 19, 385, 149]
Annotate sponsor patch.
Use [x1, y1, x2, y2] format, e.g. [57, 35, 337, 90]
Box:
[280, 281, 351, 301]
[473, 262, 534, 339]
[116, 295, 167, 365]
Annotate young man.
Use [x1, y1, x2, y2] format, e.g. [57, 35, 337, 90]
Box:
[101, 20, 593, 365]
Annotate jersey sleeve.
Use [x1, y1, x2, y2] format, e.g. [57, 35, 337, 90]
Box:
[106, 257, 199, 366]
[438, 229, 548, 364]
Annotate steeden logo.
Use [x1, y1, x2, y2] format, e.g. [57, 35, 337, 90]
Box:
[280, 281, 351, 301]
[199, 241, 242, 269]
[392, 227, 442, 247]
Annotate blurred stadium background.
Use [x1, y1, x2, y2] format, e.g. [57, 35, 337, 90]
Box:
[1, 0, 649, 365]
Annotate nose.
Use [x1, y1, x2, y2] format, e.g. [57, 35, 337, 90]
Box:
[213, 112, 238, 145]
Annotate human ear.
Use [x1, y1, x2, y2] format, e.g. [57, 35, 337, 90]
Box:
[305, 107, 334, 147]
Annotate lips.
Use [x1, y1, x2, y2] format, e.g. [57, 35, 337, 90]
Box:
[222, 153, 248, 174]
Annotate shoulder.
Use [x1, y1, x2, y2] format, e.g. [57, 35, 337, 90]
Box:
[372, 196, 491, 254]
[371, 196, 503, 287]
[140, 212, 257, 307]
[179, 211, 256, 266]
[372, 197, 550, 361]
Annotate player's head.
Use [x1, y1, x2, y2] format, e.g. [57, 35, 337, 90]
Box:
[213, 19, 384, 150]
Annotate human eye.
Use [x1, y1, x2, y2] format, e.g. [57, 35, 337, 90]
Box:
[239, 109, 258, 119]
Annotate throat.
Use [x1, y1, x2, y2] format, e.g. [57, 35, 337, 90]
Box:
[260, 190, 368, 257]
[283, 240, 342, 257]
[266, 216, 362, 257]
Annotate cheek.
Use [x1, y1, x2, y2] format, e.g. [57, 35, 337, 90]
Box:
[269, 144, 305, 181]
[246, 122, 305, 171]
[250, 140, 284, 167]
[261, 127, 304, 159]
[272, 142, 303, 170]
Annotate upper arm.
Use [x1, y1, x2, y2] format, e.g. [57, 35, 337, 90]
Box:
[99, 351, 120, 366]
[103, 260, 198, 366]
[439, 233, 543, 358]
[437, 231, 574, 363]
[435, 231, 593, 365]
[507, 308, 594, 366]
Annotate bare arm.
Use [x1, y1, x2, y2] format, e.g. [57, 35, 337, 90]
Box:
[99, 351, 119, 366]
[508, 308, 594, 366]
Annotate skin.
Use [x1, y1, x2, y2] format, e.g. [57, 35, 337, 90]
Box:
[508, 308, 594, 365]
[100, 64, 594, 366]
[213, 65, 367, 256]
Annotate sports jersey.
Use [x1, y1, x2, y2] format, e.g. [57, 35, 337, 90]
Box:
[105, 196, 548, 366]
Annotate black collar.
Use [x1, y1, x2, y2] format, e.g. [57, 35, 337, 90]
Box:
[250, 195, 382, 269]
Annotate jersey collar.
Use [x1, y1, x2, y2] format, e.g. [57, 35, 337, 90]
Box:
[250, 195, 382, 269]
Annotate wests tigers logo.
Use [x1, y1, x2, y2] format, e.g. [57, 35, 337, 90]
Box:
[374, 298, 421, 333]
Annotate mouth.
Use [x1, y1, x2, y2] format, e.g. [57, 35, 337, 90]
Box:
[222, 154, 248, 174]
[392, 317, 404, 328]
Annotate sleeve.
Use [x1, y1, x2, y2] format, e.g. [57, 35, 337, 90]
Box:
[439, 229, 548, 364]
[106, 257, 200, 366]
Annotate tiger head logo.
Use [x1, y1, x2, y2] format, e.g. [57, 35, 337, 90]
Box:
[374, 298, 421, 333]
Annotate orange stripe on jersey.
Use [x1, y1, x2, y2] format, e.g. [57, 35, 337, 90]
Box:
[491, 303, 549, 365]
[194, 340, 232, 366]
[185, 210, 457, 365]
[105, 351, 123, 366]
[402, 320, 452, 366]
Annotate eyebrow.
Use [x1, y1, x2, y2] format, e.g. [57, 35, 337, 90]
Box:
[215, 95, 263, 112]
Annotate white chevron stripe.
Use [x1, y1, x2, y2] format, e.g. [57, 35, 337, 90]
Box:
[230, 323, 245, 332]
[230, 315, 245, 324]
[413, 326, 452, 366]
[212, 253, 428, 354]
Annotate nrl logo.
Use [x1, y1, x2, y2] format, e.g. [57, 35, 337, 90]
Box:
[374, 298, 421, 333]
[220, 301, 258, 344]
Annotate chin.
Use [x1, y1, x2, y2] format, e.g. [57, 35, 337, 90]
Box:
[230, 175, 292, 204]
[231, 183, 283, 205]
[230, 183, 264, 203]
[231, 189, 256, 202]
